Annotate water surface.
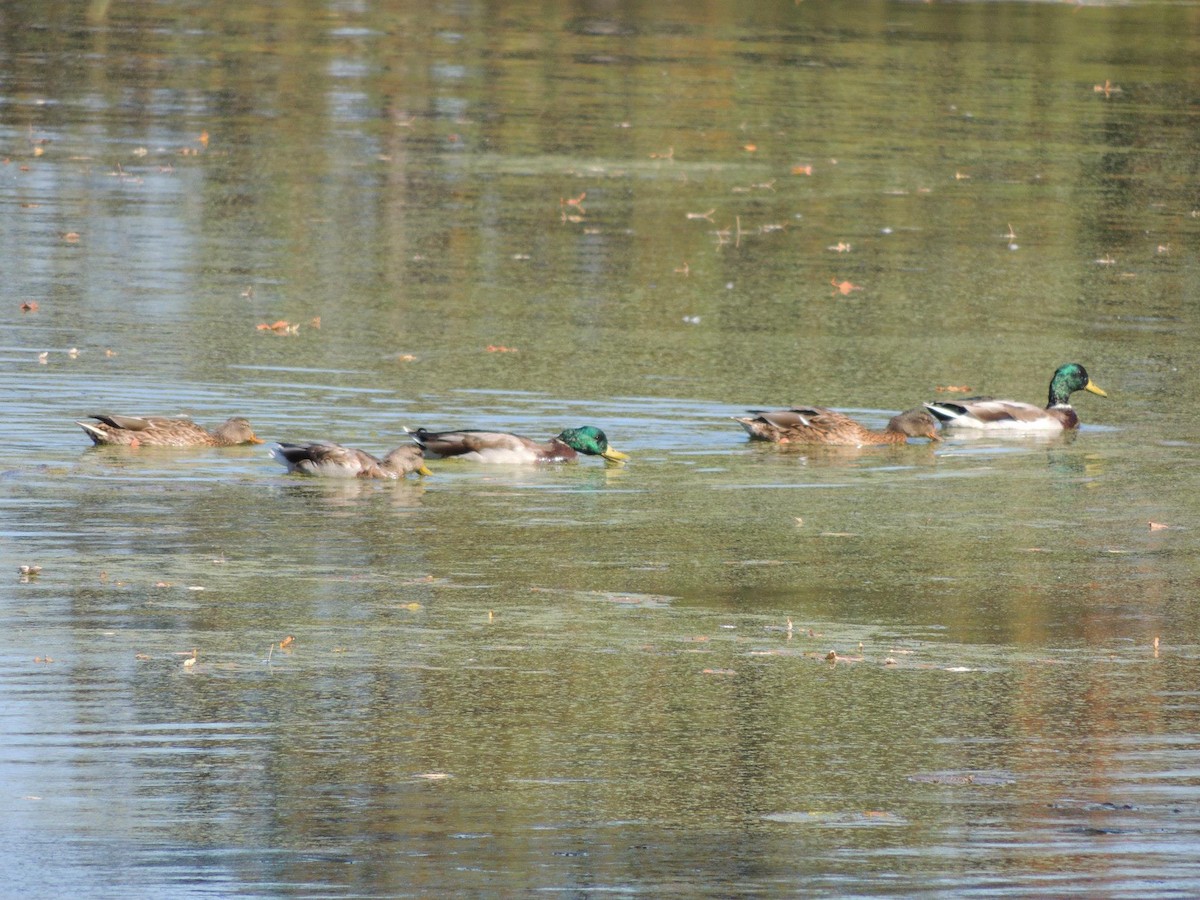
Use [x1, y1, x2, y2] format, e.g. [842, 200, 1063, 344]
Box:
[3, 1, 1200, 896]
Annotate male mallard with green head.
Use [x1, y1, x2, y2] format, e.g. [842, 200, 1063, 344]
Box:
[270, 442, 432, 479]
[733, 407, 940, 446]
[406, 425, 628, 464]
[77, 414, 263, 447]
[924, 363, 1107, 432]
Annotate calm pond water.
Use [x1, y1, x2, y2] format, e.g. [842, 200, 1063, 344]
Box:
[3, 0, 1200, 896]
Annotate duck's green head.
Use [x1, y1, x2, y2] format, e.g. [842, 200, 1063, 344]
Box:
[1049, 363, 1108, 407]
[557, 426, 628, 462]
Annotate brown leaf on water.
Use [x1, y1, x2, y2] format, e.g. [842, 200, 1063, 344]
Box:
[279, 635, 295, 649]
[20, 301, 38, 312]
[257, 320, 299, 335]
[1148, 521, 1170, 531]
[935, 385, 972, 393]
[702, 668, 736, 676]
[831, 278, 862, 296]
[792, 164, 813, 176]
[486, 345, 519, 353]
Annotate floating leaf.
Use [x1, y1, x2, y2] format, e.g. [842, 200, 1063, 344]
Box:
[256, 320, 300, 335]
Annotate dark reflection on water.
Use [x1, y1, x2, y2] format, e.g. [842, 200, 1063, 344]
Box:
[4, 0, 1200, 896]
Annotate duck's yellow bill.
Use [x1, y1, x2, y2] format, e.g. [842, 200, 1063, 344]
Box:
[601, 447, 629, 462]
[417, 464, 433, 477]
[1085, 380, 1108, 397]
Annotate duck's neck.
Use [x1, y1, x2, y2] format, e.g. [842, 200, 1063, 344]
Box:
[1047, 375, 1075, 408]
[546, 438, 579, 461]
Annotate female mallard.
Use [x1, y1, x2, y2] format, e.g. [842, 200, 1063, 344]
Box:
[270, 442, 432, 479]
[923, 363, 1107, 432]
[77, 414, 263, 447]
[733, 407, 941, 446]
[406, 425, 628, 464]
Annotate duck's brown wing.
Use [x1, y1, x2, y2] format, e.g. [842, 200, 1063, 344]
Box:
[272, 442, 369, 476]
[409, 429, 531, 458]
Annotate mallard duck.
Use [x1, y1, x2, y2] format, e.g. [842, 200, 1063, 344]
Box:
[406, 425, 628, 464]
[923, 363, 1107, 432]
[269, 442, 432, 479]
[77, 414, 263, 447]
[733, 407, 941, 446]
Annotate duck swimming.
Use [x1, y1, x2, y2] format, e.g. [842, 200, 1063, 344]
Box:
[923, 363, 1107, 432]
[77, 414, 263, 447]
[733, 407, 940, 446]
[270, 442, 432, 479]
[406, 425, 628, 464]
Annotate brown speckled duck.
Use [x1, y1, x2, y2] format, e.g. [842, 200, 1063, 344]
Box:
[733, 407, 940, 446]
[77, 414, 263, 447]
[269, 442, 432, 479]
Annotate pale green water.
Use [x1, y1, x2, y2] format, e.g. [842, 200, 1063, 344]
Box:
[3, 1, 1200, 896]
